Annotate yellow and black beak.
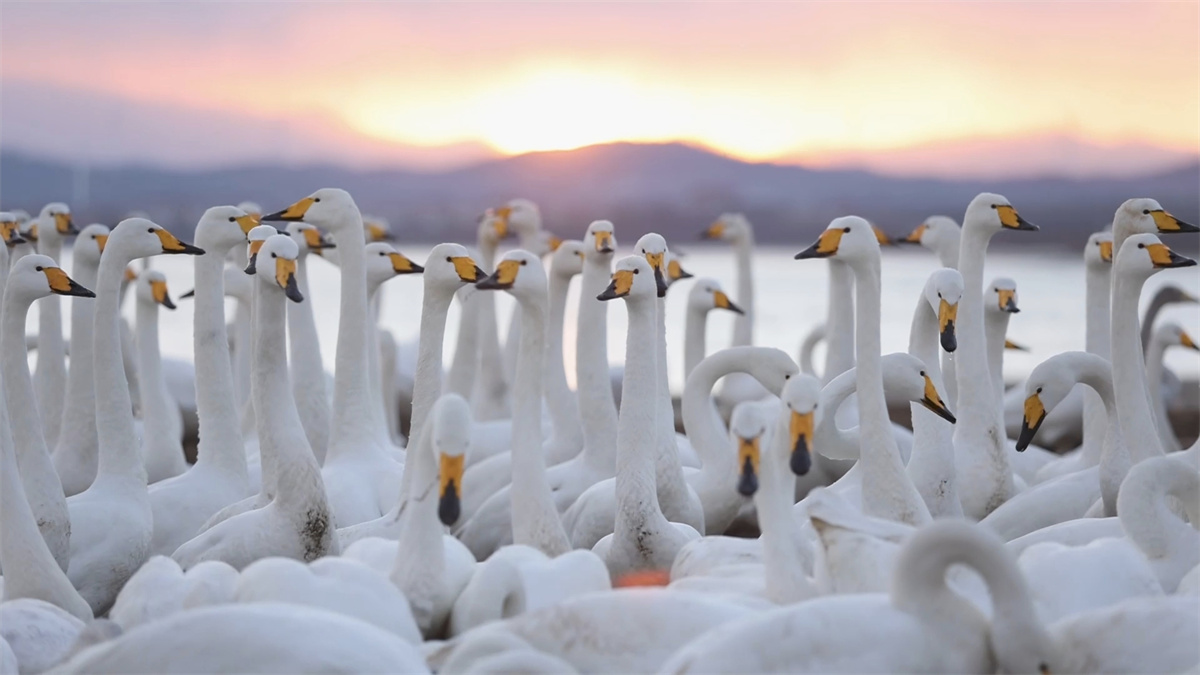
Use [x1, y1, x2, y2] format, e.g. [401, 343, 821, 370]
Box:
[938, 299, 958, 352]
[476, 258, 521, 290]
[302, 227, 336, 255]
[795, 228, 844, 260]
[1016, 392, 1047, 451]
[234, 213, 260, 235]
[593, 230, 614, 253]
[25, 224, 39, 243]
[124, 266, 138, 283]
[43, 267, 95, 298]
[276, 257, 303, 303]
[150, 279, 176, 310]
[156, 229, 205, 256]
[449, 256, 485, 283]
[365, 222, 392, 242]
[900, 223, 926, 245]
[389, 252, 423, 275]
[920, 374, 956, 424]
[667, 258, 693, 282]
[713, 290, 745, 315]
[1146, 243, 1196, 269]
[701, 222, 724, 240]
[244, 239, 266, 275]
[491, 206, 513, 238]
[547, 235, 563, 252]
[872, 225, 893, 246]
[94, 234, 109, 253]
[438, 453, 465, 526]
[1, 220, 25, 247]
[180, 289, 196, 299]
[1149, 209, 1199, 234]
[997, 288, 1020, 313]
[1098, 240, 1113, 263]
[54, 212, 79, 236]
[643, 252, 668, 297]
[597, 269, 635, 301]
[736, 434, 761, 496]
[1005, 339, 1029, 352]
[994, 204, 1039, 231]
[1181, 331, 1198, 352]
[263, 197, 316, 223]
[789, 410, 814, 476]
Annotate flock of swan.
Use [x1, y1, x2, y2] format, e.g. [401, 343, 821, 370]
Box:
[0, 189, 1197, 674]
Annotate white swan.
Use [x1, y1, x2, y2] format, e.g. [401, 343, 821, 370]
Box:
[0, 599, 85, 674]
[467, 209, 512, 422]
[134, 269, 188, 483]
[52, 224, 108, 497]
[263, 189, 404, 526]
[33, 202, 78, 452]
[796, 217, 931, 526]
[900, 214, 961, 268]
[110, 555, 238, 630]
[683, 278, 745, 379]
[283, 222, 335, 464]
[702, 213, 769, 408]
[148, 206, 256, 557]
[1147, 323, 1196, 453]
[172, 233, 339, 569]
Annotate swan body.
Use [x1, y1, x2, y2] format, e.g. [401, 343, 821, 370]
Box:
[0, 599, 85, 675]
[109, 556, 238, 630]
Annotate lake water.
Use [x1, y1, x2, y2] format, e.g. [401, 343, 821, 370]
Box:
[31, 244, 1200, 393]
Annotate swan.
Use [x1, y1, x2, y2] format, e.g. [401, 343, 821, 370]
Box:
[33, 202, 79, 452]
[0, 212, 25, 249]
[590, 255, 701, 578]
[683, 278, 744, 378]
[147, 206, 256, 556]
[51, 224, 108, 497]
[110, 556, 238, 630]
[52, 604, 430, 675]
[495, 199, 549, 386]
[134, 270, 188, 483]
[467, 209, 512, 422]
[263, 189, 404, 527]
[900, 214, 961, 268]
[950, 192, 1038, 519]
[172, 233, 339, 569]
[1112, 197, 1197, 256]
[2, 256, 93, 572]
[702, 213, 769, 408]
[797, 322, 825, 377]
[362, 242, 424, 451]
[283, 222, 335, 464]
[796, 216, 932, 526]
[1147, 323, 1197, 453]
[0, 599, 86, 674]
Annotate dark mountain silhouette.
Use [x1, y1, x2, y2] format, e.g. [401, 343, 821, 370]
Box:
[2, 143, 1196, 249]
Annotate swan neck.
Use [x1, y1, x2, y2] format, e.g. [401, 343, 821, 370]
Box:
[57, 255, 100, 456]
[1, 293, 56, 478]
[92, 255, 146, 482]
[823, 260, 855, 383]
[544, 270, 583, 447]
[984, 310, 1010, 402]
[732, 233, 754, 346]
[615, 297, 668, 535]
[327, 214, 381, 457]
[576, 257, 618, 470]
[1110, 271, 1164, 462]
[191, 250, 248, 477]
[683, 305, 707, 379]
[408, 287, 454, 452]
[135, 300, 174, 441]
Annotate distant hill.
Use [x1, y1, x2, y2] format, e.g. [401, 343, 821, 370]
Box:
[2, 142, 1197, 249]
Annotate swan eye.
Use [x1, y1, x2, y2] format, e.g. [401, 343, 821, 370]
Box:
[228, 217, 236, 223]
[147, 227, 155, 233]
[1036, 387, 1043, 393]
[812, 403, 818, 409]
[990, 204, 998, 209]
[633, 268, 639, 274]
[1138, 243, 1145, 249]
[784, 373, 791, 380]
[1142, 209, 1150, 215]
[313, 198, 321, 203]
[919, 371, 925, 377]
[937, 292, 941, 298]
[445, 256, 452, 262]
[271, 252, 277, 258]
[520, 259, 527, 266]
[35, 265, 43, 271]
[843, 227, 851, 233]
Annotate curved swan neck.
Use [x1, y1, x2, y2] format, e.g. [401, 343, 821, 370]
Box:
[682, 347, 759, 486]
[823, 260, 855, 383]
[389, 422, 444, 612]
[1069, 354, 1127, 515]
[576, 255, 618, 471]
[1110, 271, 1165, 462]
[55, 253, 101, 458]
[545, 268, 583, 452]
[1118, 459, 1200, 559]
[1, 292, 62, 487]
[732, 232, 754, 347]
[408, 286, 455, 452]
[615, 296, 670, 534]
[1081, 261, 1113, 464]
[191, 249, 248, 478]
[92, 254, 146, 482]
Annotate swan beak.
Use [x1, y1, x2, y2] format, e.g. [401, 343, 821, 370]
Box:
[789, 411, 813, 476]
[1005, 339, 1029, 352]
[54, 212, 80, 236]
[0, 220, 25, 247]
[302, 228, 336, 255]
[1146, 243, 1196, 269]
[701, 222, 724, 240]
[713, 290, 744, 315]
[389, 252, 424, 274]
[1017, 392, 1046, 451]
[365, 222, 392, 242]
[795, 228, 844, 260]
[643, 252, 668, 297]
[547, 235, 564, 252]
[276, 258, 304, 303]
[156, 229, 205, 255]
[593, 231, 614, 253]
[1098, 240, 1113, 263]
[900, 223, 926, 244]
[1149, 209, 1198, 234]
[94, 234, 109, 253]
[235, 213, 261, 235]
[920, 375, 956, 424]
[938, 299, 958, 352]
[124, 266, 138, 282]
[43, 267, 96, 298]
[244, 239, 266, 275]
[262, 197, 315, 222]
[736, 435, 761, 496]
[1181, 331, 1198, 351]
[667, 258, 693, 282]
[25, 224, 39, 243]
[872, 225, 893, 246]
[997, 289, 1020, 313]
[449, 256, 484, 283]
[597, 269, 634, 301]
[438, 453, 465, 526]
[151, 279, 176, 310]
[180, 289, 196, 299]
[476, 259, 520, 290]
[995, 205, 1038, 231]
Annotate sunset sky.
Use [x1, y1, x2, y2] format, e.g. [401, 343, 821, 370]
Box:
[1, 1, 1197, 177]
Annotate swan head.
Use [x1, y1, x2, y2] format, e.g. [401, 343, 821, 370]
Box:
[432, 393, 472, 526]
[250, 234, 304, 303]
[1084, 231, 1114, 267]
[882, 353, 956, 425]
[923, 268, 963, 352]
[18, 213, 39, 245]
[1153, 322, 1198, 354]
[0, 212, 26, 247]
[963, 193, 1038, 233]
[4, 254, 95, 302]
[549, 239, 586, 278]
[422, 243, 485, 292]
[730, 401, 772, 496]
[195, 205, 260, 251]
[135, 269, 177, 311]
[794, 216, 878, 263]
[780, 373, 822, 477]
[987, 277, 1020, 315]
[262, 188, 359, 234]
[869, 221, 895, 246]
[476, 249, 547, 298]
[492, 198, 541, 238]
[243, 224, 279, 276]
[584, 220, 616, 256]
[478, 210, 510, 243]
[1115, 197, 1198, 238]
[687, 278, 744, 316]
[701, 213, 751, 242]
[364, 241, 423, 292]
[664, 250, 693, 283]
[286, 222, 336, 258]
[109, 217, 205, 264]
[37, 202, 79, 239]
[1115, 233, 1196, 279]
[597, 255, 657, 302]
[73, 224, 110, 264]
[634, 232, 671, 297]
[901, 215, 959, 248]
[362, 215, 392, 243]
